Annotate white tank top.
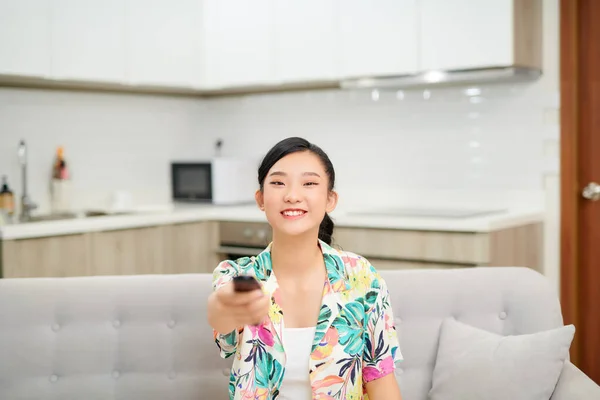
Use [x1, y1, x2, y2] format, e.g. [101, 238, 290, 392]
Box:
[278, 326, 316, 400]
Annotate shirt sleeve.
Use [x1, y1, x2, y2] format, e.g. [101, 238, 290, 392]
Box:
[211, 260, 242, 359]
[362, 271, 403, 383]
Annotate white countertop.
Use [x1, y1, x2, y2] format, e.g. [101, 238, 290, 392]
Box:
[0, 204, 546, 240]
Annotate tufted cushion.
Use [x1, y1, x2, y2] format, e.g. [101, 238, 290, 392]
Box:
[0, 267, 564, 400]
[0, 274, 232, 400]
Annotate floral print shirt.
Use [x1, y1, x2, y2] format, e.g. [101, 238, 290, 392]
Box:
[211, 239, 403, 400]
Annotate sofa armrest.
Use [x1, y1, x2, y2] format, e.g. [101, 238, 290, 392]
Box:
[550, 361, 600, 400]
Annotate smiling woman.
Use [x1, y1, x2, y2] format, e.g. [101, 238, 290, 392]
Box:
[256, 139, 337, 248]
[206, 137, 403, 400]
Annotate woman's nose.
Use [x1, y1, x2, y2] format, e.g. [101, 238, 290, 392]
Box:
[283, 186, 301, 203]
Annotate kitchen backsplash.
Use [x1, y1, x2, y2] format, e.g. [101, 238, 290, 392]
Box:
[0, 80, 558, 214]
[0, 89, 223, 212]
[198, 82, 558, 211]
[0, 0, 558, 214]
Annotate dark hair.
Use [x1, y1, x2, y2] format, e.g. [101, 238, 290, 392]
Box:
[258, 137, 335, 245]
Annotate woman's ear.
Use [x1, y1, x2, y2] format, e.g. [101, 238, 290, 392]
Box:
[326, 190, 338, 213]
[255, 190, 265, 211]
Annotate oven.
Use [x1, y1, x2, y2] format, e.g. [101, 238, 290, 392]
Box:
[218, 221, 273, 259]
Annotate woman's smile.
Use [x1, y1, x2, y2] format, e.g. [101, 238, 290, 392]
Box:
[281, 208, 308, 220]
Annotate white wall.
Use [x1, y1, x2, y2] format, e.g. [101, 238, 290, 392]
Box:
[0, 89, 222, 211]
[0, 0, 560, 289]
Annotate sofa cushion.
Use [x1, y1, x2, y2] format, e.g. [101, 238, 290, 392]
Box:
[428, 318, 575, 400]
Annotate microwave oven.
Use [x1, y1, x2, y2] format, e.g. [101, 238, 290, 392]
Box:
[170, 158, 257, 205]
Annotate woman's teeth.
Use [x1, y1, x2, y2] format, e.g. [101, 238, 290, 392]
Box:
[283, 210, 305, 216]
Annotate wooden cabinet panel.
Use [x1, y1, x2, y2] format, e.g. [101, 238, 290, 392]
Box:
[489, 222, 543, 272]
[334, 227, 490, 264]
[1, 234, 91, 278]
[368, 258, 469, 271]
[89, 226, 166, 275]
[164, 221, 219, 274]
[89, 229, 137, 275]
[0, 222, 218, 278]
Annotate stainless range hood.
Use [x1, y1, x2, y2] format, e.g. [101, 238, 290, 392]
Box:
[339, 66, 542, 90]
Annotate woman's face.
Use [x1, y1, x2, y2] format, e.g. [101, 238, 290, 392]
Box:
[256, 151, 337, 239]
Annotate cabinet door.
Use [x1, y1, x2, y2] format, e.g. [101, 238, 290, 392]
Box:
[273, 0, 337, 82]
[51, 0, 126, 82]
[90, 227, 166, 275]
[125, 0, 203, 88]
[0, 0, 51, 77]
[369, 258, 467, 270]
[163, 222, 218, 273]
[336, 0, 418, 78]
[419, 0, 513, 71]
[334, 227, 490, 264]
[1, 234, 91, 278]
[202, 0, 274, 89]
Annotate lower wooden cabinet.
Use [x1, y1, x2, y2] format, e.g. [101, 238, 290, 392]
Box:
[1, 233, 92, 278]
[0, 220, 543, 278]
[1, 221, 219, 278]
[334, 222, 543, 272]
[367, 258, 467, 270]
[163, 221, 219, 274]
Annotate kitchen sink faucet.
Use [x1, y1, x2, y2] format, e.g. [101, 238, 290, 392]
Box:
[17, 140, 37, 222]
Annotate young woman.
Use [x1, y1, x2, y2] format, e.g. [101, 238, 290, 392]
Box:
[207, 137, 403, 400]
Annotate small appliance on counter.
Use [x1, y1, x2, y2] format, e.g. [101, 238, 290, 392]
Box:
[171, 157, 256, 205]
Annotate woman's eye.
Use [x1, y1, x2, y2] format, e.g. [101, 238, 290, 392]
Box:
[304, 182, 318, 186]
[269, 181, 284, 186]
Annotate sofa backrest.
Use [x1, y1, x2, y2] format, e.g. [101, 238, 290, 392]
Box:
[383, 267, 564, 400]
[0, 267, 564, 400]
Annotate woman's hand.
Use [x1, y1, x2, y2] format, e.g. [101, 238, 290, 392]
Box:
[208, 281, 271, 334]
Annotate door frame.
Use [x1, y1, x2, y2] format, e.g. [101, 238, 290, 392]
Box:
[560, 0, 600, 383]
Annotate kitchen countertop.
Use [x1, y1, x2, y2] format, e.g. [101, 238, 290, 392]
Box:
[0, 204, 546, 240]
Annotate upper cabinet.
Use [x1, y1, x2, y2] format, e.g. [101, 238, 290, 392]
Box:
[272, 0, 337, 83]
[336, 0, 419, 78]
[0, 0, 51, 77]
[51, 0, 126, 82]
[419, 0, 542, 71]
[125, 0, 203, 88]
[202, 0, 275, 89]
[0, 0, 543, 91]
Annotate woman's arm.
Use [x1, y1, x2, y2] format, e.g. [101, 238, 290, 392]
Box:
[361, 260, 404, 399]
[365, 374, 403, 400]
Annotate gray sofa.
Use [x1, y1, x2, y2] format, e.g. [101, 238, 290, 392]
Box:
[0, 267, 598, 399]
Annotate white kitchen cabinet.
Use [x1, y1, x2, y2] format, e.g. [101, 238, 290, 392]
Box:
[51, 0, 126, 82]
[202, 0, 275, 89]
[0, 0, 51, 77]
[125, 0, 203, 88]
[273, 0, 337, 83]
[419, 0, 541, 71]
[336, 0, 418, 78]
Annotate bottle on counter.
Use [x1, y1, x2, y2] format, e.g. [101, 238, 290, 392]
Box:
[0, 175, 15, 218]
[53, 146, 70, 180]
[50, 146, 73, 215]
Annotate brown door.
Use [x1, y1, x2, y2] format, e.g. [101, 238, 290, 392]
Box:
[560, 0, 600, 384]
